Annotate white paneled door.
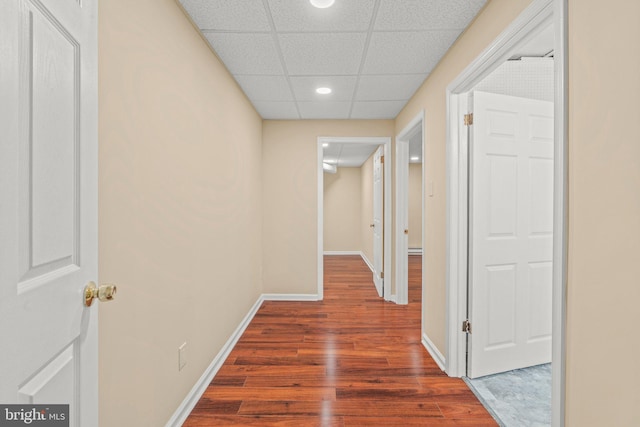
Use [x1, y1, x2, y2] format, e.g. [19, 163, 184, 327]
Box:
[468, 91, 554, 378]
[372, 146, 384, 296]
[0, 0, 99, 425]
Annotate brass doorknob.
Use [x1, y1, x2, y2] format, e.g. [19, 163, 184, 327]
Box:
[370, 223, 375, 228]
[404, 229, 409, 234]
[84, 282, 117, 307]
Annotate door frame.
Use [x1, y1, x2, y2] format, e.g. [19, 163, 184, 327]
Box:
[395, 111, 425, 305]
[444, 0, 567, 426]
[317, 136, 393, 300]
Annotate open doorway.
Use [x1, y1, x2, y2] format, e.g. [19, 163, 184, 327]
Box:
[317, 137, 392, 300]
[465, 56, 555, 426]
[445, 0, 566, 426]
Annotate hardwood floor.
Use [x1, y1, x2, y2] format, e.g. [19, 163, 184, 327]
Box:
[184, 255, 497, 426]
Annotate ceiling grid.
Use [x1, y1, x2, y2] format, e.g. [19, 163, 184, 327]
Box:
[178, 0, 489, 119]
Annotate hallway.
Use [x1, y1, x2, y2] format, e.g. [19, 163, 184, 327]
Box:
[184, 255, 497, 426]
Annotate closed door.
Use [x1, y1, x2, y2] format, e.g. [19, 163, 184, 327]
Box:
[0, 0, 99, 425]
[468, 91, 554, 378]
[372, 146, 384, 296]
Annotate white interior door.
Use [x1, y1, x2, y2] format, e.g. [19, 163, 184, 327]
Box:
[372, 146, 384, 296]
[395, 141, 409, 304]
[0, 0, 99, 425]
[468, 91, 554, 378]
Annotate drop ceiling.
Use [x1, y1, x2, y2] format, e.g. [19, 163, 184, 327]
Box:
[178, 0, 488, 120]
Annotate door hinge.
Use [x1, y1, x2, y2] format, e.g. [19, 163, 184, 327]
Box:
[462, 319, 471, 334]
[464, 113, 473, 126]
[380, 271, 384, 279]
[380, 155, 385, 164]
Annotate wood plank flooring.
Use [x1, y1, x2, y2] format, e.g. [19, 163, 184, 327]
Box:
[184, 255, 496, 426]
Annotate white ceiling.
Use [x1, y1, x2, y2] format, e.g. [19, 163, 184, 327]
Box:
[322, 132, 422, 169]
[323, 142, 379, 167]
[178, 0, 488, 120]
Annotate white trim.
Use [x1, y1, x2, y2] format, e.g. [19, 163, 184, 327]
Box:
[408, 248, 423, 255]
[444, 0, 566, 426]
[317, 137, 393, 301]
[395, 111, 425, 306]
[166, 295, 264, 427]
[323, 251, 361, 256]
[552, 1, 568, 426]
[422, 333, 446, 372]
[360, 251, 375, 273]
[166, 291, 323, 426]
[262, 293, 321, 302]
[317, 141, 324, 300]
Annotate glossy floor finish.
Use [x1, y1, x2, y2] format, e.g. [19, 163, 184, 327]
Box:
[184, 255, 497, 426]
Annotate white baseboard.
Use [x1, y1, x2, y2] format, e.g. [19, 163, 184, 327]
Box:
[422, 332, 446, 372]
[323, 251, 360, 256]
[387, 294, 397, 303]
[262, 293, 320, 301]
[165, 295, 264, 427]
[360, 252, 374, 272]
[408, 248, 423, 255]
[166, 292, 324, 426]
[322, 251, 375, 275]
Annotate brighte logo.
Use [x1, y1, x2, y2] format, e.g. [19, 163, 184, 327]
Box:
[0, 405, 68, 426]
[4, 408, 46, 424]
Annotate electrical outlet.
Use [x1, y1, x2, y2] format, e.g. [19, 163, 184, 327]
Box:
[178, 342, 187, 371]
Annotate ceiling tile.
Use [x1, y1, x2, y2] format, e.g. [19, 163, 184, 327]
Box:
[179, 0, 271, 31]
[351, 101, 406, 119]
[290, 76, 357, 101]
[375, 0, 488, 31]
[279, 33, 367, 76]
[298, 101, 352, 119]
[183, 0, 490, 119]
[322, 144, 341, 164]
[362, 30, 460, 75]
[252, 101, 300, 120]
[267, 0, 375, 32]
[204, 33, 284, 75]
[355, 74, 426, 101]
[337, 143, 380, 166]
[234, 75, 294, 101]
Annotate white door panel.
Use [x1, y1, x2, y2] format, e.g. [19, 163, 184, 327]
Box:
[0, 0, 98, 424]
[395, 141, 409, 304]
[372, 146, 384, 296]
[469, 91, 553, 378]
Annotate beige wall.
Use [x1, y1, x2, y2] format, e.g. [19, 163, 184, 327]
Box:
[396, 0, 534, 355]
[360, 153, 375, 264]
[262, 120, 394, 294]
[565, 0, 640, 425]
[408, 163, 423, 249]
[395, 0, 640, 425]
[323, 167, 362, 252]
[98, 1, 263, 426]
[96, 0, 640, 425]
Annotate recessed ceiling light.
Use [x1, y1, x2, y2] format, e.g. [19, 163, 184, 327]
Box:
[322, 143, 329, 147]
[310, 0, 335, 8]
[411, 156, 420, 161]
[316, 87, 332, 95]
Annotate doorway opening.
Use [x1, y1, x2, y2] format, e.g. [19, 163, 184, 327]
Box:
[445, 0, 566, 426]
[317, 137, 392, 301]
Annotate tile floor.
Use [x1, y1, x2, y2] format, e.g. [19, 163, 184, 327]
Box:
[465, 363, 552, 427]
